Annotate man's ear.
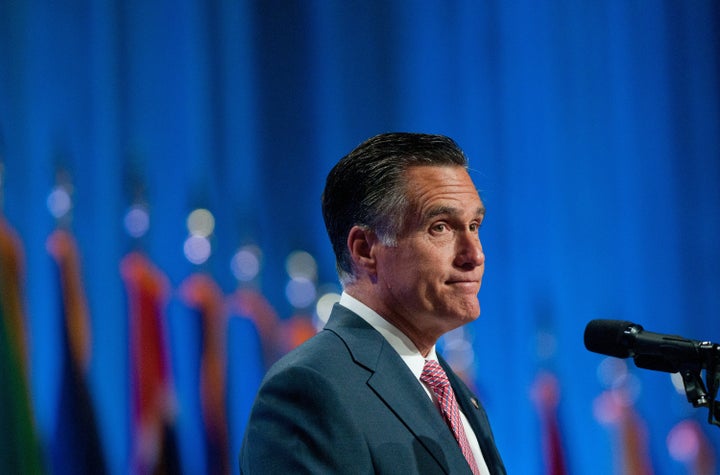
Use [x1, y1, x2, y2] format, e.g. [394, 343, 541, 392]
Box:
[346, 225, 378, 276]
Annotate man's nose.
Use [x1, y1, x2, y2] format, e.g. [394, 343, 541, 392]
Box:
[454, 231, 484, 268]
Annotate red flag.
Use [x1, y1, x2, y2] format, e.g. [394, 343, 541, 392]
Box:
[121, 252, 179, 475]
[531, 372, 569, 475]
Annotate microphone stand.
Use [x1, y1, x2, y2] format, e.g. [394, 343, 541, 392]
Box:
[677, 342, 720, 429]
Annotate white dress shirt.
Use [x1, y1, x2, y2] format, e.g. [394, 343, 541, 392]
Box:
[339, 292, 490, 475]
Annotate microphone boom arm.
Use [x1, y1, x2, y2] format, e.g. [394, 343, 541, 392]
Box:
[676, 342, 720, 428]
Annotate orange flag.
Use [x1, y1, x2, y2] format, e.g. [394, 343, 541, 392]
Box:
[281, 312, 317, 353]
[46, 229, 107, 475]
[228, 287, 282, 369]
[594, 387, 655, 475]
[667, 419, 716, 475]
[180, 273, 229, 475]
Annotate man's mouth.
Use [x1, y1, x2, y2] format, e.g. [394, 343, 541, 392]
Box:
[446, 280, 481, 290]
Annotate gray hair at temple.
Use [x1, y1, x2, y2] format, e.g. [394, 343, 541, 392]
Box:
[321, 132, 469, 285]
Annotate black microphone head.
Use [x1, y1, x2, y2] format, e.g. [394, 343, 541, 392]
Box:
[584, 319, 641, 358]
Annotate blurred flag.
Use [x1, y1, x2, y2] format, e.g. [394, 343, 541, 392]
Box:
[594, 387, 655, 475]
[531, 371, 569, 475]
[121, 252, 180, 475]
[179, 273, 229, 475]
[46, 229, 108, 475]
[618, 403, 654, 475]
[667, 419, 716, 475]
[228, 287, 281, 368]
[0, 217, 46, 474]
[281, 312, 316, 353]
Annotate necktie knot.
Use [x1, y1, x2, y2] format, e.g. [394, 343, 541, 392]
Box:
[420, 359, 451, 391]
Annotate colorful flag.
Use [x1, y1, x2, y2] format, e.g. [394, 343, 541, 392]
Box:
[531, 371, 569, 475]
[667, 419, 716, 475]
[281, 312, 316, 353]
[594, 387, 655, 475]
[0, 217, 46, 474]
[619, 403, 654, 475]
[227, 287, 282, 368]
[46, 229, 108, 475]
[121, 252, 180, 475]
[180, 273, 229, 475]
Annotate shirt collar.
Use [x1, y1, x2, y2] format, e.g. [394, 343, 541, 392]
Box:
[339, 291, 438, 379]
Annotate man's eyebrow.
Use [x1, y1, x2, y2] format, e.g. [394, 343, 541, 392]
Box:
[423, 205, 486, 220]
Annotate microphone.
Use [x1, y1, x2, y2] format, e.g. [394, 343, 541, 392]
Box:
[585, 320, 720, 427]
[584, 319, 712, 373]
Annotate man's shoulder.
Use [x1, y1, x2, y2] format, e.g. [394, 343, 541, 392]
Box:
[262, 305, 386, 382]
[264, 327, 350, 378]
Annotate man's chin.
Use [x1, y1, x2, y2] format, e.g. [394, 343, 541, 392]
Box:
[449, 303, 481, 324]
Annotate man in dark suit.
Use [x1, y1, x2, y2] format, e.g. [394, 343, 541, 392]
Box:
[240, 133, 506, 474]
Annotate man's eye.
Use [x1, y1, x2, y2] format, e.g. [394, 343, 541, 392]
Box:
[469, 223, 479, 232]
[432, 223, 448, 233]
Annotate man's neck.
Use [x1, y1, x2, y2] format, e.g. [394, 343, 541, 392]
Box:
[343, 286, 438, 357]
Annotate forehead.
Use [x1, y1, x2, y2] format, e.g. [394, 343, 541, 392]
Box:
[403, 165, 484, 213]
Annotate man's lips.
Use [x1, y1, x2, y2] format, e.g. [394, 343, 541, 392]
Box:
[446, 279, 481, 290]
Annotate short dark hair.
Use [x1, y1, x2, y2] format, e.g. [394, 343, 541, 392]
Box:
[321, 132, 468, 284]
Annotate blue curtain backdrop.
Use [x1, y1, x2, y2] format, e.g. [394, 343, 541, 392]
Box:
[2, 1, 720, 474]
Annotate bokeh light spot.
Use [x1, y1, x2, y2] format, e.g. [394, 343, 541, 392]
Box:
[285, 277, 317, 309]
[315, 292, 341, 325]
[667, 420, 700, 462]
[184, 235, 211, 264]
[286, 250, 317, 280]
[47, 186, 72, 219]
[231, 245, 262, 281]
[597, 357, 629, 388]
[124, 204, 150, 238]
[187, 208, 215, 237]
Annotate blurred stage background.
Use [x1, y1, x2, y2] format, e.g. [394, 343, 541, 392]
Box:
[2, 1, 720, 474]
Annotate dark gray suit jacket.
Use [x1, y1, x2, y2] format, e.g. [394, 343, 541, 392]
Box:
[240, 304, 506, 474]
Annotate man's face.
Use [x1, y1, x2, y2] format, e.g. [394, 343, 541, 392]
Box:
[373, 165, 486, 338]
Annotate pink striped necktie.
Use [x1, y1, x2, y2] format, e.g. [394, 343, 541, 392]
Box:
[421, 359, 481, 475]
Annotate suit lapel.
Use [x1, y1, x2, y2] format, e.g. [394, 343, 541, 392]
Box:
[367, 345, 473, 474]
[441, 357, 505, 475]
[325, 305, 472, 474]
